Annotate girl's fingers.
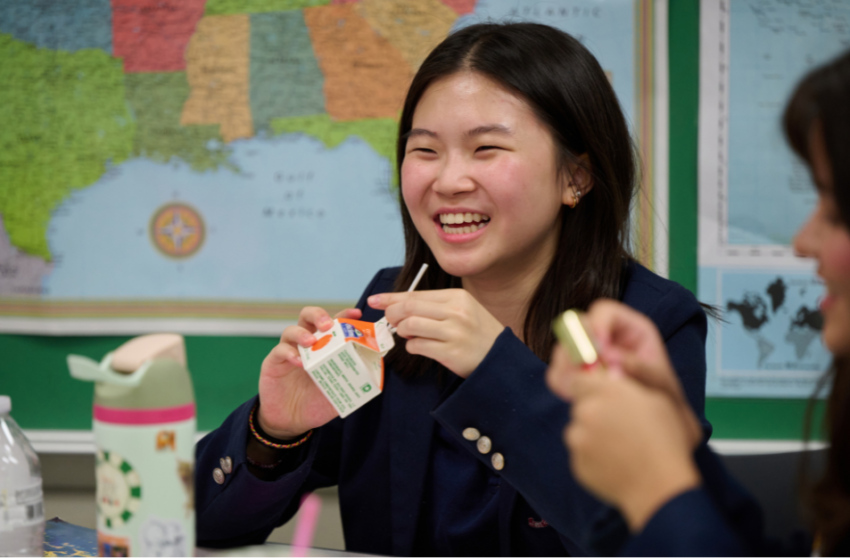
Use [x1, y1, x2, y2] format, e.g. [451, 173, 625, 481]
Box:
[265, 342, 304, 368]
[298, 306, 335, 332]
[385, 299, 451, 325]
[367, 289, 454, 309]
[567, 369, 610, 400]
[393, 315, 448, 341]
[586, 299, 658, 351]
[335, 308, 363, 320]
[282, 325, 318, 348]
[403, 336, 444, 361]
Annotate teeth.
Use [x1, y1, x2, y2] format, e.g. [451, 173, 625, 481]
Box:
[439, 213, 490, 225]
[441, 222, 488, 234]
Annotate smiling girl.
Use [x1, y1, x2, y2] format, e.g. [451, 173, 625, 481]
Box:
[195, 23, 710, 556]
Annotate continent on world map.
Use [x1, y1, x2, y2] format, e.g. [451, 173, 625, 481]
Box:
[786, 305, 824, 360]
[726, 293, 769, 332]
[766, 277, 786, 313]
[726, 292, 774, 367]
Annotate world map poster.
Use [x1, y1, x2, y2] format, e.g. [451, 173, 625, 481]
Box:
[698, 0, 849, 397]
[0, 0, 662, 335]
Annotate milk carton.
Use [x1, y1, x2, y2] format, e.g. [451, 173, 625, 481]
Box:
[298, 318, 395, 418]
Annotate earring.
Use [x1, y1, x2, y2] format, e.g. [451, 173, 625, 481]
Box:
[567, 182, 577, 208]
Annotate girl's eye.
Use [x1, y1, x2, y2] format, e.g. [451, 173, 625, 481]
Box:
[411, 147, 436, 154]
[476, 146, 499, 152]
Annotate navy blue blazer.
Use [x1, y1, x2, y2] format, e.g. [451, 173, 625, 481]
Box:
[195, 261, 710, 555]
[615, 444, 819, 557]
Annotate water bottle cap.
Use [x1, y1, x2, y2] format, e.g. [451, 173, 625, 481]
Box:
[0, 396, 9, 414]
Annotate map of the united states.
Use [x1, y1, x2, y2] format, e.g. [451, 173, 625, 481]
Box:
[1, 0, 471, 266]
[0, 0, 640, 331]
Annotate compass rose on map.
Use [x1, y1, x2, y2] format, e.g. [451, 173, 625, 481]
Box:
[150, 203, 205, 258]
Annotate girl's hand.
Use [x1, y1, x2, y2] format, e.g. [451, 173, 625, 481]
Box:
[565, 369, 701, 532]
[546, 299, 702, 449]
[257, 306, 362, 439]
[368, 289, 504, 378]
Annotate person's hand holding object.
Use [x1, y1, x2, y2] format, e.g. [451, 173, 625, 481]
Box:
[368, 289, 504, 378]
[258, 306, 363, 439]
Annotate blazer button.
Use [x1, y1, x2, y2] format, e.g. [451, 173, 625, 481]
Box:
[462, 428, 480, 441]
[491, 452, 505, 471]
[220, 457, 233, 474]
[213, 468, 226, 485]
[476, 436, 492, 454]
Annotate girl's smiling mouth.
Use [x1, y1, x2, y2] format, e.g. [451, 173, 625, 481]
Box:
[436, 212, 491, 234]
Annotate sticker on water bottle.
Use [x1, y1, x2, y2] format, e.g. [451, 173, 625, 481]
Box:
[0, 482, 44, 529]
[140, 515, 189, 556]
[96, 449, 142, 529]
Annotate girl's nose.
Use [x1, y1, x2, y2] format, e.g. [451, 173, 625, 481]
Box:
[792, 206, 819, 260]
[432, 154, 476, 196]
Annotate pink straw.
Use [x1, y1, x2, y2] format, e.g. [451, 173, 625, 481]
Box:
[292, 493, 322, 556]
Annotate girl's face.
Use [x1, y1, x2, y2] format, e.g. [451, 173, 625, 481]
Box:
[401, 71, 571, 284]
[793, 125, 850, 356]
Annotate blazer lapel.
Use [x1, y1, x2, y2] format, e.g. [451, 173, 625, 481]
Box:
[388, 370, 441, 556]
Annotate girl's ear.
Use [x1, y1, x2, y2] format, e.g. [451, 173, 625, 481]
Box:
[562, 154, 594, 208]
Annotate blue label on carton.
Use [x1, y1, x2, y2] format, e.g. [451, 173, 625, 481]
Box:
[341, 323, 363, 338]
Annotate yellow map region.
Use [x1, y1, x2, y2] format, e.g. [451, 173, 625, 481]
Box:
[304, 3, 413, 121]
[357, 0, 458, 71]
[181, 15, 253, 142]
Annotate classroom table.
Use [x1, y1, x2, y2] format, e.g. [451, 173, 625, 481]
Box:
[43, 518, 368, 557]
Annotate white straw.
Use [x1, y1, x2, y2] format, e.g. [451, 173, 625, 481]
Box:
[388, 264, 428, 334]
[408, 263, 429, 292]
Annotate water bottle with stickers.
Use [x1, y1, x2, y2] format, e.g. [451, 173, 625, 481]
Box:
[0, 395, 45, 557]
[68, 334, 195, 557]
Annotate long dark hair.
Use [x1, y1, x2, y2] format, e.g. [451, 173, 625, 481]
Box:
[784, 48, 850, 556]
[387, 23, 637, 377]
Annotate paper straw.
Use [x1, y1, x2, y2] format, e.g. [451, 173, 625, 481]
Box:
[292, 492, 322, 556]
[408, 263, 429, 293]
[388, 263, 428, 334]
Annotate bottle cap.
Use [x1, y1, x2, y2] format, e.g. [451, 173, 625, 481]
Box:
[0, 395, 10, 414]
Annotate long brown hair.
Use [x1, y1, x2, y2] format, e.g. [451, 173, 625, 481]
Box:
[784, 48, 850, 555]
[387, 23, 637, 378]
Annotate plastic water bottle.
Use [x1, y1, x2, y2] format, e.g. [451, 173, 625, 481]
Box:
[0, 396, 45, 557]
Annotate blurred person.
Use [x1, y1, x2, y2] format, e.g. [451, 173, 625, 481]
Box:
[547, 49, 850, 556]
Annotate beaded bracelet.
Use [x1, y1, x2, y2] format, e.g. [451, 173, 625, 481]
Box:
[249, 404, 313, 449]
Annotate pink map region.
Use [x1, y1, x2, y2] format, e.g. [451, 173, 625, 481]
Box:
[440, 0, 476, 15]
[112, 0, 206, 72]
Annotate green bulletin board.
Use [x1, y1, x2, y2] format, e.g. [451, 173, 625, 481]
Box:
[0, 0, 825, 441]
